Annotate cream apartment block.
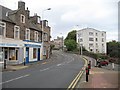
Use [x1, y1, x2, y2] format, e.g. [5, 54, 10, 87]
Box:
[76, 28, 106, 54]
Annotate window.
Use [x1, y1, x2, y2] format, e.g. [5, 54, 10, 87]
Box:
[25, 29, 30, 40]
[96, 43, 98, 48]
[89, 38, 94, 41]
[102, 44, 104, 47]
[89, 43, 93, 47]
[80, 38, 83, 42]
[44, 33, 48, 41]
[33, 48, 37, 59]
[21, 14, 25, 23]
[38, 35, 42, 42]
[102, 33, 104, 36]
[14, 25, 20, 39]
[34, 31, 38, 41]
[102, 38, 104, 42]
[96, 33, 98, 36]
[0, 21, 6, 37]
[89, 32, 94, 36]
[96, 38, 98, 41]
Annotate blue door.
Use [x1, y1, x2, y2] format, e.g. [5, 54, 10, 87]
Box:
[38, 48, 40, 61]
[26, 48, 29, 63]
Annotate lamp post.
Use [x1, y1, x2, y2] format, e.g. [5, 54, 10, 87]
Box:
[80, 44, 82, 56]
[41, 8, 51, 60]
[60, 33, 64, 51]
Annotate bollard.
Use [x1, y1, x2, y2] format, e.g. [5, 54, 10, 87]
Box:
[88, 64, 90, 75]
[24, 58, 26, 66]
[89, 61, 91, 69]
[4, 59, 7, 69]
[86, 67, 89, 82]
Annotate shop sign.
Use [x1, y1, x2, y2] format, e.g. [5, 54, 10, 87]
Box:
[0, 43, 18, 47]
[25, 44, 41, 47]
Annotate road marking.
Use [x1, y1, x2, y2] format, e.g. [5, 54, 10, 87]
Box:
[57, 64, 62, 66]
[40, 68, 49, 72]
[0, 74, 30, 85]
[67, 56, 88, 90]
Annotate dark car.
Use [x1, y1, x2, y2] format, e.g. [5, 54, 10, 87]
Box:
[100, 61, 108, 66]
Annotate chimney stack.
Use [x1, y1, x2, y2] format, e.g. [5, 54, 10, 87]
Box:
[18, 1, 25, 10]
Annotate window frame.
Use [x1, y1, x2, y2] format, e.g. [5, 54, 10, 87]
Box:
[0, 21, 6, 37]
[34, 31, 38, 42]
[25, 28, 30, 40]
[20, 14, 25, 23]
[14, 25, 20, 39]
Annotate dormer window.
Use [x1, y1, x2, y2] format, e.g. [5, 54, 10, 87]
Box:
[21, 14, 25, 23]
[0, 21, 6, 37]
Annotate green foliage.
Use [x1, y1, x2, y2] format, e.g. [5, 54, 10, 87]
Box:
[64, 30, 77, 51]
[107, 40, 120, 58]
[65, 30, 76, 41]
[64, 39, 77, 51]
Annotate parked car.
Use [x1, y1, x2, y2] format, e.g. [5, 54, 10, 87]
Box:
[100, 60, 108, 66]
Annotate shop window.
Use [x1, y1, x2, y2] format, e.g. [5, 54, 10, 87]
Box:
[9, 48, 16, 60]
[33, 48, 37, 59]
[26, 28, 30, 40]
[14, 25, 20, 39]
[0, 21, 6, 37]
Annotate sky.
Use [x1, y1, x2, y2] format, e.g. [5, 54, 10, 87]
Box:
[0, 0, 119, 42]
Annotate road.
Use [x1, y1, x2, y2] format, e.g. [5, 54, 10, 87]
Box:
[2, 50, 85, 88]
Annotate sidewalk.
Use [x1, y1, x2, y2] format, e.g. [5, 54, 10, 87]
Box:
[1, 58, 52, 72]
[76, 56, 119, 88]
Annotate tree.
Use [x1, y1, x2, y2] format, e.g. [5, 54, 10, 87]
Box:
[107, 40, 120, 58]
[64, 39, 77, 51]
[65, 30, 76, 41]
[64, 30, 77, 51]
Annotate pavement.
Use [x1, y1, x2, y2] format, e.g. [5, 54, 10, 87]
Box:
[76, 56, 120, 89]
[1, 54, 55, 72]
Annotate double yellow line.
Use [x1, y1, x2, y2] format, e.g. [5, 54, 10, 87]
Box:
[67, 56, 88, 90]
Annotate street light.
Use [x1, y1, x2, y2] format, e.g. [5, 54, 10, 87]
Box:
[41, 8, 51, 59]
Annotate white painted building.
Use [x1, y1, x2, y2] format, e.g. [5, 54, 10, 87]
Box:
[76, 28, 106, 54]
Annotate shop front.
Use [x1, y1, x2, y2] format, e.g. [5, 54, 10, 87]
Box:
[0, 43, 24, 65]
[24, 42, 41, 63]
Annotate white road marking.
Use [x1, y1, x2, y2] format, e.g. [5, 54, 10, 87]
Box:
[57, 64, 62, 66]
[40, 68, 49, 72]
[0, 74, 30, 85]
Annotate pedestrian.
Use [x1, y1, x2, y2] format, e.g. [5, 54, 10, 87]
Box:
[86, 67, 89, 82]
[112, 62, 114, 70]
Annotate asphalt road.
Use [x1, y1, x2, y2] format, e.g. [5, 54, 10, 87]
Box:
[2, 50, 85, 88]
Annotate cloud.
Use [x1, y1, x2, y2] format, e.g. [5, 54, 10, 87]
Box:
[0, 0, 119, 41]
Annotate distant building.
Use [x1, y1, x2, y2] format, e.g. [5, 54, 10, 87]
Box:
[53, 36, 64, 50]
[76, 28, 106, 54]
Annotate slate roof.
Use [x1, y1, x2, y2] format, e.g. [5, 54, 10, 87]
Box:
[0, 5, 15, 23]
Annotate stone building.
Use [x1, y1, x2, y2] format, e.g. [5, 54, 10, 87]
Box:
[0, 1, 51, 64]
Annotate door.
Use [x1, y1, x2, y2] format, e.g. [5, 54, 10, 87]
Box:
[16, 50, 18, 60]
[4, 49, 8, 60]
[26, 48, 29, 63]
[38, 48, 40, 61]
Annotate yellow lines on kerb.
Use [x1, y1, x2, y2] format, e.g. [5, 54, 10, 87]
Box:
[67, 56, 88, 90]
